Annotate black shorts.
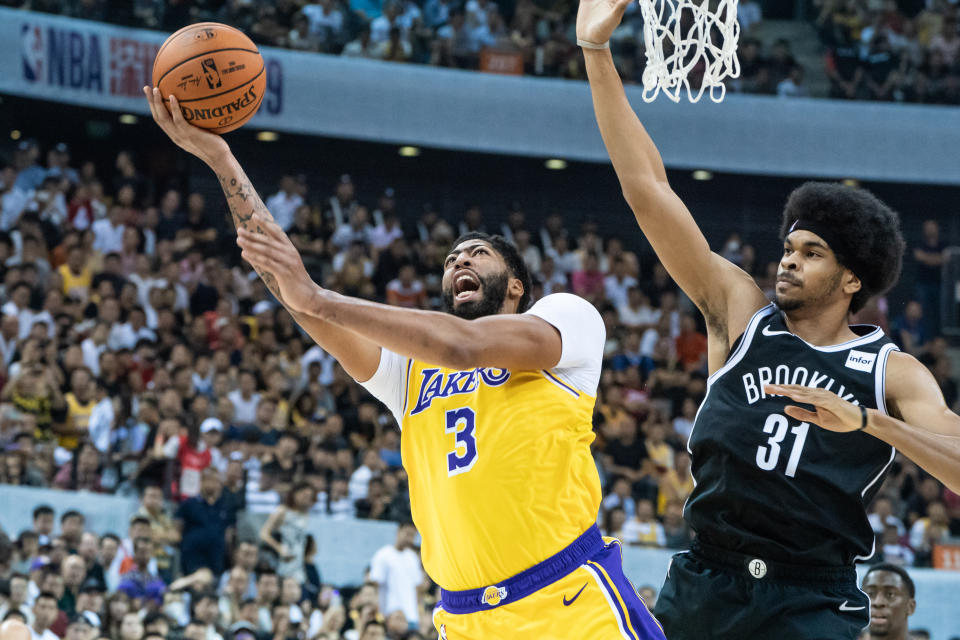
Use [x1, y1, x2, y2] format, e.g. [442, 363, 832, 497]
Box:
[653, 541, 870, 640]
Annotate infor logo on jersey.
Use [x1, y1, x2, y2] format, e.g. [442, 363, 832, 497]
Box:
[845, 350, 877, 373]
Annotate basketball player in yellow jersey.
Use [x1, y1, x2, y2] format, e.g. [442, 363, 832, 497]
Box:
[143, 86, 667, 640]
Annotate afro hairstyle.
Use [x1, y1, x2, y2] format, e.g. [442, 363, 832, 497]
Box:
[779, 182, 904, 314]
[450, 232, 533, 313]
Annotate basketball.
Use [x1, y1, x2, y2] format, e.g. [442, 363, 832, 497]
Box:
[152, 22, 266, 134]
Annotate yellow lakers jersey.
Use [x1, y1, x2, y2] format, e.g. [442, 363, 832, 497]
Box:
[400, 359, 601, 591]
[62, 392, 95, 450]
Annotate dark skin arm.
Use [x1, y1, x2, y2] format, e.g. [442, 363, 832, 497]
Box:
[145, 87, 566, 375]
[142, 86, 381, 382]
[236, 222, 566, 371]
[577, 0, 769, 372]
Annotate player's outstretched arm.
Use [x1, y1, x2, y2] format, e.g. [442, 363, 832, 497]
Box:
[766, 352, 960, 493]
[577, 0, 766, 338]
[237, 219, 565, 372]
[142, 87, 382, 382]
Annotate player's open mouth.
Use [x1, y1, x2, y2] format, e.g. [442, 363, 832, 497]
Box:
[454, 271, 481, 302]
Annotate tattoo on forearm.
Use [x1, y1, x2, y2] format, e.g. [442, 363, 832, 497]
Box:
[216, 171, 285, 304]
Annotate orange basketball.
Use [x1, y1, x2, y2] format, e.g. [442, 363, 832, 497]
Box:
[152, 22, 266, 134]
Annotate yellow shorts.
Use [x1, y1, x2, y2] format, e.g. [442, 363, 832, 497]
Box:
[432, 530, 666, 640]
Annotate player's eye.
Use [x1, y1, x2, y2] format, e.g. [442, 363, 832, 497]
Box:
[807, 251, 819, 258]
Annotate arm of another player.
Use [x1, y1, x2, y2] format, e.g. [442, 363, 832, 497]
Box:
[577, 0, 766, 332]
[765, 353, 960, 493]
[237, 219, 569, 371]
[142, 86, 382, 382]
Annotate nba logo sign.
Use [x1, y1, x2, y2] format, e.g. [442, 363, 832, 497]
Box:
[21, 24, 45, 83]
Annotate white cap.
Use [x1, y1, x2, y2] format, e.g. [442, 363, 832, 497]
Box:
[200, 417, 224, 434]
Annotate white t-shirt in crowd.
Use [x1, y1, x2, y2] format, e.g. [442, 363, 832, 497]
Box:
[91, 219, 125, 254]
[228, 389, 261, 425]
[618, 303, 661, 329]
[369, 544, 424, 624]
[30, 628, 59, 640]
[603, 275, 637, 309]
[348, 464, 374, 501]
[359, 293, 606, 423]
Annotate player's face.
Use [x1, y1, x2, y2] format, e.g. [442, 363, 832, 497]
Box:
[441, 241, 511, 319]
[863, 571, 914, 637]
[775, 231, 848, 312]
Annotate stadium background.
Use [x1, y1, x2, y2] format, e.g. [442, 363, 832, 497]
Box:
[0, 1, 959, 639]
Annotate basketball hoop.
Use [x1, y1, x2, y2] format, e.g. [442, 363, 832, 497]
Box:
[637, 0, 741, 103]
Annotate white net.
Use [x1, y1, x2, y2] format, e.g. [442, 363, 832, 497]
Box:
[637, 0, 741, 103]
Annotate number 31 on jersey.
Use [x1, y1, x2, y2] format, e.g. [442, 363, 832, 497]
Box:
[756, 413, 809, 478]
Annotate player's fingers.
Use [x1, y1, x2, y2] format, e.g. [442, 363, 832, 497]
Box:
[251, 254, 285, 275]
[152, 88, 173, 125]
[142, 86, 158, 120]
[261, 220, 289, 243]
[767, 384, 820, 402]
[783, 405, 820, 423]
[240, 250, 270, 270]
[144, 87, 164, 125]
[237, 237, 271, 257]
[241, 239, 291, 268]
[169, 95, 188, 127]
[764, 384, 801, 398]
[253, 216, 287, 240]
[238, 228, 284, 253]
[250, 227, 295, 254]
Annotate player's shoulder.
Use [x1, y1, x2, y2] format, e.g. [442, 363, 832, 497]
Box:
[526, 292, 602, 319]
[885, 350, 932, 388]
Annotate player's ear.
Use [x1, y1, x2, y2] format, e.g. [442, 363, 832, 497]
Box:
[842, 269, 862, 296]
[907, 597, 916, 616]
[507, 276, 524, 303]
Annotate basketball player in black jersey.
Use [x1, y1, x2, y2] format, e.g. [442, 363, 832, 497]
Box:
[578, 0, 960, 637]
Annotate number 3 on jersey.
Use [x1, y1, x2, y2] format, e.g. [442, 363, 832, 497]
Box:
[756, 413, 809, 478]
[445, 407, 478, 476]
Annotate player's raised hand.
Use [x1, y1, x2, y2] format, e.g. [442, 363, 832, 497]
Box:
[236, 216, 320, 315]
[142, 86, 230, 166]
[576, 0, 634, 46]
[764, 384, 865, 433]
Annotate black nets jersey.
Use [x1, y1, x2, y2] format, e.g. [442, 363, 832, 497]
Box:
[684, 304, 899, 566]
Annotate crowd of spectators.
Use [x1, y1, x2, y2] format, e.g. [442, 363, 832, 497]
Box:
[7, 0, 800, 96]
[0, 132, 958, 640]
[9, 0, 960, 101]
[817, 0, 960, 103]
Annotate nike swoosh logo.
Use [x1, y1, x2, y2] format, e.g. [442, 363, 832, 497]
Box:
[563, 583, 588, 606]
[838, 601, 866, 611]
[762, 326, 792, 337]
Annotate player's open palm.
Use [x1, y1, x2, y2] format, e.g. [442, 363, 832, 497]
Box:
[577, 0, 633, 45]
[236, 217, 319, 315]
[142, 86, 229, 166]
